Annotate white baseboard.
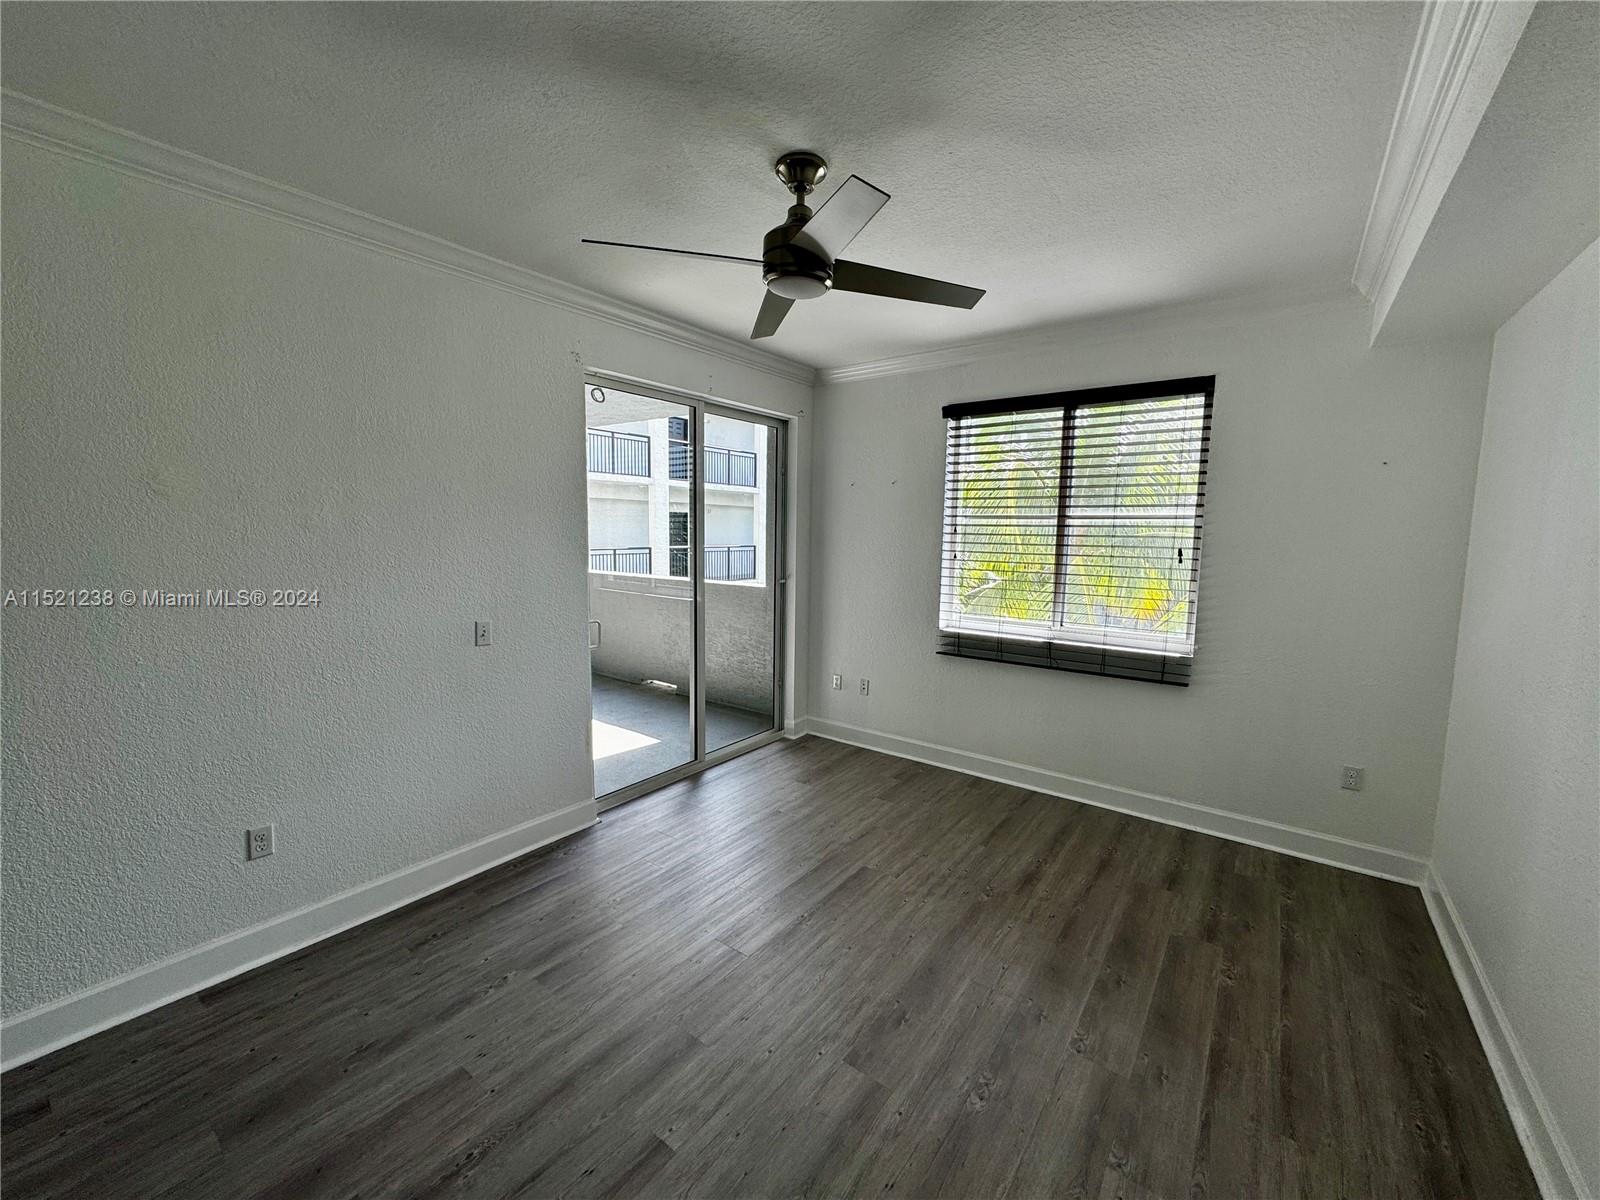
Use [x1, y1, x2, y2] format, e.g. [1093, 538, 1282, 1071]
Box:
[784, 717, 811, 739]
[0, 800, 597, 1072]
[1423, 869, 1592, 1200]
[804, 718, 1428, 885]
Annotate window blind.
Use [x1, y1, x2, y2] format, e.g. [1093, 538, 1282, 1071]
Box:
[938, 376, 1214, 685]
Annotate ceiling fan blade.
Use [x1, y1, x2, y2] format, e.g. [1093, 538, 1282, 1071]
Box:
[581, 239, 760, 266]
[791, 176, 890, 260]
[831, 259, 985, 309]
[751, 291, 794, 339]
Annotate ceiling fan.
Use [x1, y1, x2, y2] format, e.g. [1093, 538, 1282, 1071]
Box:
[582, 151, 985, 339]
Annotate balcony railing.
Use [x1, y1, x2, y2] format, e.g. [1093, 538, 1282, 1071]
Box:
[666, 443, 757, 486]
[589, 546, 651, 574]
[594, 545, 755, 580]
[668, 544, 758, 581]
[587, 429, 650, 478]
[704, 544, 757, 581]
[706, 446, 757, 487]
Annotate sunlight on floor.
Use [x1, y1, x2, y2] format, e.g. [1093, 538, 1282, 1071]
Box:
[592, 718, 660, 761]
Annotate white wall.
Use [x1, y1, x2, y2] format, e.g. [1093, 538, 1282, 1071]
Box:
[706, 495, 757, 548]
[706, 413, 756, 452]
[1430, 240, 1599, 1200]
[0, 136, 811, 1038]
[586, 493, 651, 551]
[810, 294, 1492, 865]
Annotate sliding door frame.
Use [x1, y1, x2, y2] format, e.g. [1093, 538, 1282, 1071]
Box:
[584, 372, 788, 813]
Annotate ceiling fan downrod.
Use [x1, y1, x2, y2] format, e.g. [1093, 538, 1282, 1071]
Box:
[765, 151, 833, 300]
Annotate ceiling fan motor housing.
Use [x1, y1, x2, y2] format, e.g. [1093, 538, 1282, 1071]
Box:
[765, 151, 833, 299]
[763, 214, 832, 299]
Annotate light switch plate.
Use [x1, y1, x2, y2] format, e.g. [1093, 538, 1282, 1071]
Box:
[474, 621, 492, 647]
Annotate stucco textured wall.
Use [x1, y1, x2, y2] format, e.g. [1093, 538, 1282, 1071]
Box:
[810, 294, 1492, 857]
[0, 140, 809, 1018]
[588, 576, 776, 713]
[1432, 240, 1599, 1197]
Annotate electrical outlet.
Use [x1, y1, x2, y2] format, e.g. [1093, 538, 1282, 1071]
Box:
[474, 620, 492, 647]
[831, 674, 843, 690]
[1341, 765, 1365, 792]
[859, 678, 870, 696]
[247, 824, 275, 860]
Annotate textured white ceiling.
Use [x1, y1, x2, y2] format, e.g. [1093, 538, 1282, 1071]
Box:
[3, 2, 1421, 368]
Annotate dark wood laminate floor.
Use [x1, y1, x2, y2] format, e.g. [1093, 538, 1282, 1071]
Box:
[2, 737, 1536, 1200]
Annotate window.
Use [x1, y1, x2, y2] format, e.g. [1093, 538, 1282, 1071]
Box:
[668, 510, 690, 577]
[938, 376, 1214, 685]
[667, 416, 691, 481]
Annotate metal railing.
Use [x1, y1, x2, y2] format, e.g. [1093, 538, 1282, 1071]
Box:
[587, 429, 650, 477]
[704, 544, 757, 581]
[668, 545, 758, 581]
[593, 545, 755, 580]
[589, 546, 652, 574]
[666, 443, 757, 486]
[706, 446, 757, 487]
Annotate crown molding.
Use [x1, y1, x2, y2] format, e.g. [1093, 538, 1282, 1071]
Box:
[816, 284, 1357, 386]
[1352, 0, 1534, 344]
[0, 90, 815, 388]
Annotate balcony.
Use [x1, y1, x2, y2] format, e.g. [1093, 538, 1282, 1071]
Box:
[663, 544, 756, 581]
[591, 674, 772, 797]
[704, 544, 756, 581]
[667, 443, 757, 486]
[706, 446, 757, 487]
[587, 428, 650, 478]
[589, 577, 776, 798]
[589, 546, 651, 574]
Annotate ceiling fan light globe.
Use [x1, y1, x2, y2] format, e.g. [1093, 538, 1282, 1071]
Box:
[766, 274, 831, 301]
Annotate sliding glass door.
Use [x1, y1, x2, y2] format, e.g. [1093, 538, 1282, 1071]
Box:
[583, 378, 784, 806]
[584, 385, 697, 798]
[702, 409, 780, 754]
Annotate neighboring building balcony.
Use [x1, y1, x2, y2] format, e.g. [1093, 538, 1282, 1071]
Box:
[587, 429, 650, 478]
[666, 443, 758, 487]
[703, 544, 757, 581]
[668, 544, 757, 582]
[588, 429, 755, 488]
[589, 546, 651, 574]
[706, 446, 757, 487]
[591, 544, 757, 582]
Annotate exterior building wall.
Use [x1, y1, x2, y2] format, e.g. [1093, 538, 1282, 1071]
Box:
[585, 492, 650, 555]
[587, 415, 768, 581]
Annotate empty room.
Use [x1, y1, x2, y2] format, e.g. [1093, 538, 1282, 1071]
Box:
[2, 2, 1596, 1197]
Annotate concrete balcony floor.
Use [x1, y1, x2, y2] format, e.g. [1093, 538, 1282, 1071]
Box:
[591, 672, 773, 798]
